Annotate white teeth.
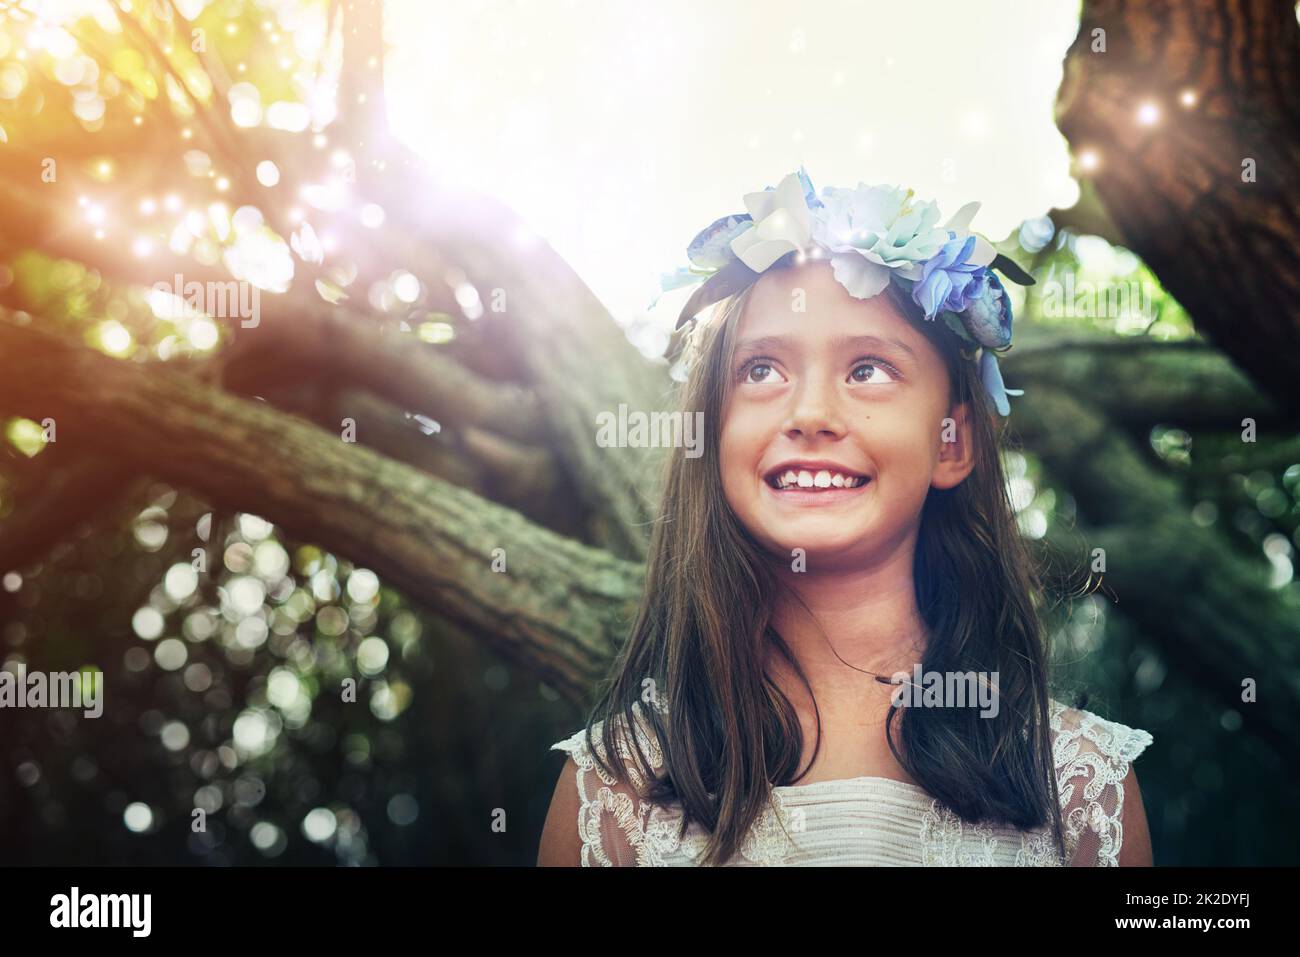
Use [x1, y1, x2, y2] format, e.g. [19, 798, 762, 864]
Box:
[771, 469, 867, 490]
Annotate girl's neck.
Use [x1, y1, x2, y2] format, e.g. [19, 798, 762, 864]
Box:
[767, 537, 928, 717]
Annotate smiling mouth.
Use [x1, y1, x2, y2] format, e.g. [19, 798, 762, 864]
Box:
[763, 467, 871, 492]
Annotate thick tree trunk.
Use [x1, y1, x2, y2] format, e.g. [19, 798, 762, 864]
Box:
[1057, 0, 1300, 414]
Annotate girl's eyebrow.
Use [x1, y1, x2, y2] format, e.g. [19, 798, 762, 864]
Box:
[833, 333, 918, 360]
[735, 333, 918, 360]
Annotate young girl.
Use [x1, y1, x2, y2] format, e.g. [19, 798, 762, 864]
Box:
[537, 170, 1153, 867]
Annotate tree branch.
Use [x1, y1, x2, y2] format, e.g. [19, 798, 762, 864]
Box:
[0, 450, 142, 575]
[1002, 336, 1287, 428]
[0, 317, 636, 702]
[368, 181, 673, 560]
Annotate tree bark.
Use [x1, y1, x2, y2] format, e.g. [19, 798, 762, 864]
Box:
[359, 178, 672, 562]
[0, 452, 141, 576]
[1057, 0, 1300, 414]
[0, 317, 636, 702]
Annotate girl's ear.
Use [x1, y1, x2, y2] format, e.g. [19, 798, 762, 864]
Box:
[931, 400, 976, 490]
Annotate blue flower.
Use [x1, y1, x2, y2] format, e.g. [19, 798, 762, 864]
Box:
[911, 233, 986, 320]
[979, 349, 1024, 417]
[960, 270, 1013, 349]
[686, 212, 753, 271]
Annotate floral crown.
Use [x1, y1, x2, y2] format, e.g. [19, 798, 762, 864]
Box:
[656, 167, 1034, 416]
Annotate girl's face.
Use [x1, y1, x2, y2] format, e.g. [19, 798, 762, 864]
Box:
[719, 260, 974, 570]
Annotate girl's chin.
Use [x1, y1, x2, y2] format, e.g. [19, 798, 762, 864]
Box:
[755, 508, 877, 557]
[758, 512, 876, 543]
[761, 535, 877, 570]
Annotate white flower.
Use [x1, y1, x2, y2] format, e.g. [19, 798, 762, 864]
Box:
[940, 199, 998, 270]
[811, 185, 941, 298]
[811, 186, 998, 300]
[729, 171, 816, 272]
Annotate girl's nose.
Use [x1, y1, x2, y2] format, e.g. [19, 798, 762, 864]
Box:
[782, 379, 847, 439]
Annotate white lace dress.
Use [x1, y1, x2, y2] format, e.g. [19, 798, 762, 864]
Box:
[549, 698, 1153, 866]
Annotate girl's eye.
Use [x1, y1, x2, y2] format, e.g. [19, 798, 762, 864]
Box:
[850, 358, 899, 384]
[739, 360, 785, 384]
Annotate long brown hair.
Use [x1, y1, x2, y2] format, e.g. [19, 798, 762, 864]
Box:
[580, 262, 1065, 866]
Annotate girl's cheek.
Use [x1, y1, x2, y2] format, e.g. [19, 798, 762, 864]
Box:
[716, 431, 749, 490]
[721, 406, 763, 451]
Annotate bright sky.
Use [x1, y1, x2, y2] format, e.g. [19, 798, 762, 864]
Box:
[385, 0, 1083, 333]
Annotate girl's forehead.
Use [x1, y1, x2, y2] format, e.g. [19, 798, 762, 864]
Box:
[737, 262, 919, 347]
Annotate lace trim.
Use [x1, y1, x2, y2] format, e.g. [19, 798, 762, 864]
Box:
[1048, 699, 1154, 866]
[738, 791, 798, 865]
[1017, 824, 1066, 867]
[549, 701, 682, 866]
[919, 801, 1003, 865]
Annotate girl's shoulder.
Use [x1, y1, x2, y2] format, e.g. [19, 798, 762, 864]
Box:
[1046, 696, 1155, 866]
[549, 700, 667, 792]
[547, 702, 673, 866]
[1046, 696, 1154, 772]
